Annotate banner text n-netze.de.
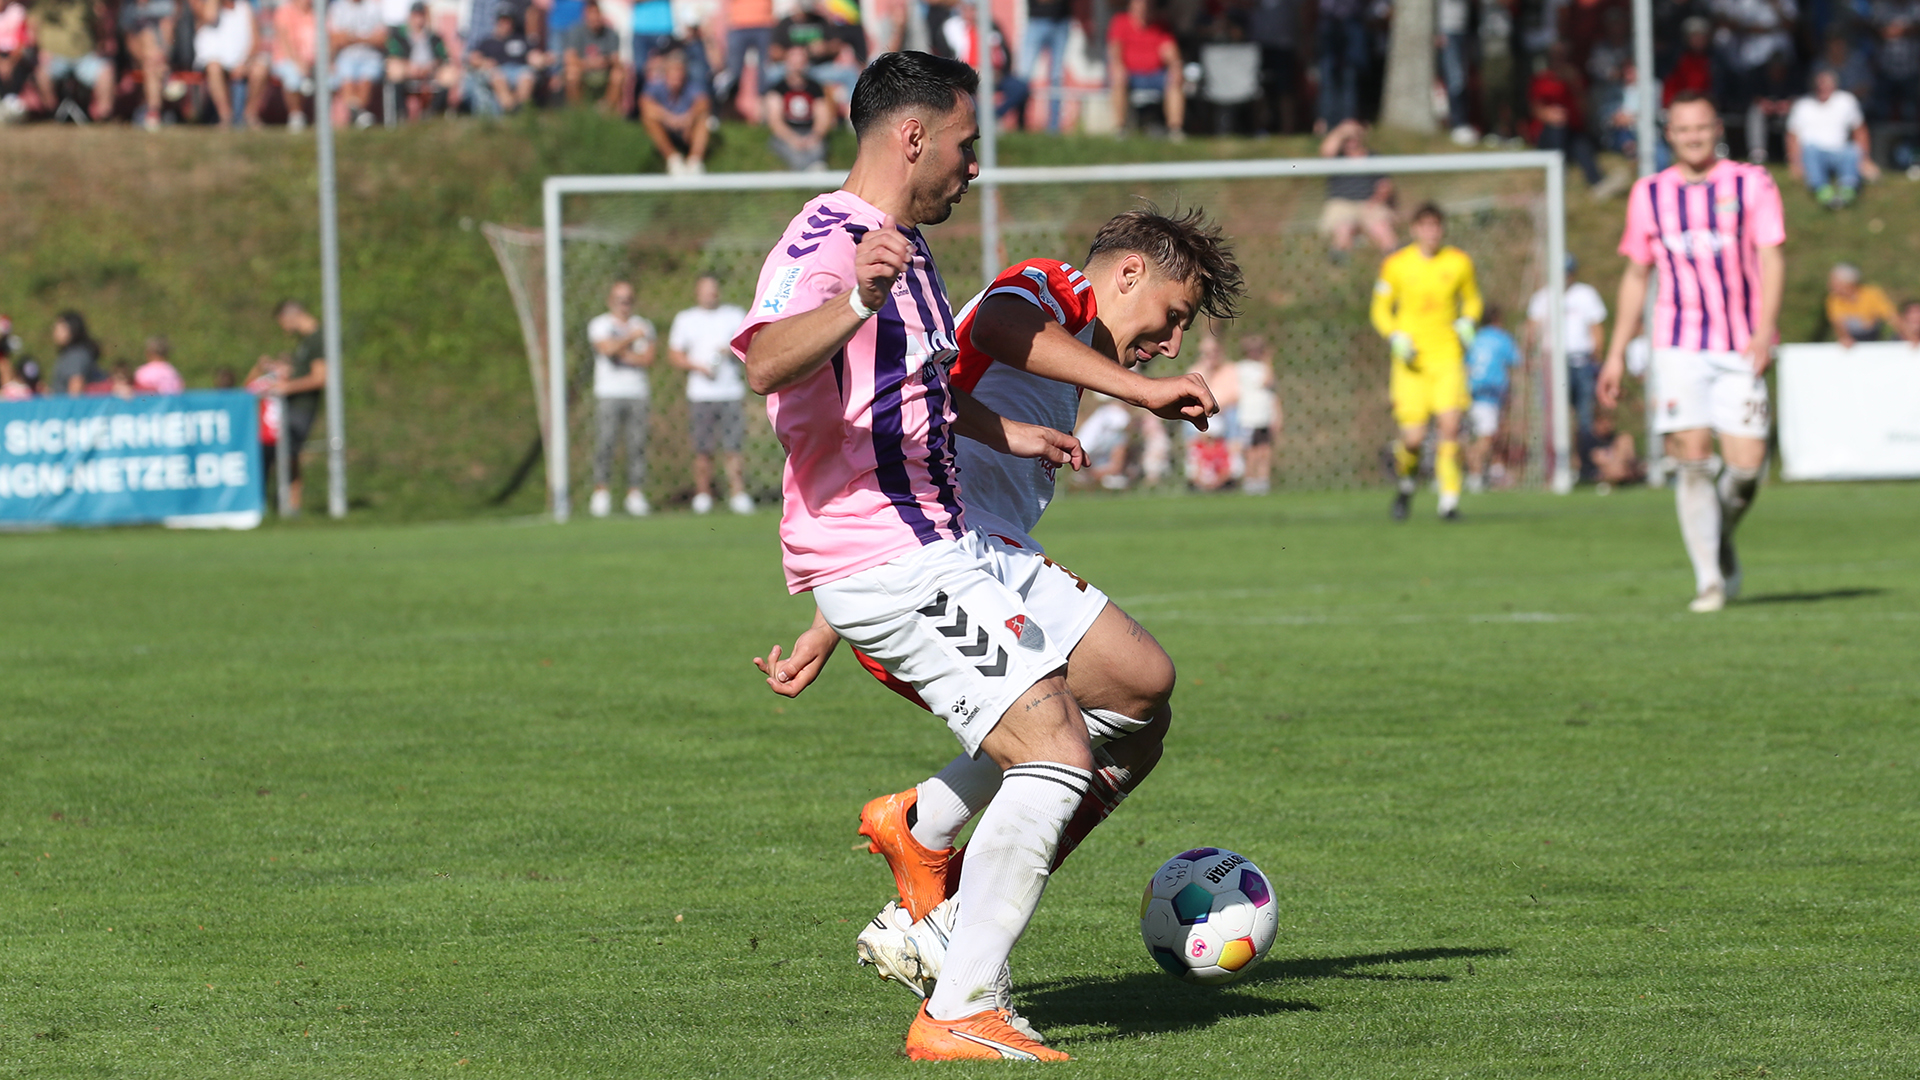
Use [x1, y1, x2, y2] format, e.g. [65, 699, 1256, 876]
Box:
[0, 390, 265, 527]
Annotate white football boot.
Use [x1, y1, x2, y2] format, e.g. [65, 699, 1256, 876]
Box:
[1689, 583, 1726, 613]
[855, 898, 1045, 1044]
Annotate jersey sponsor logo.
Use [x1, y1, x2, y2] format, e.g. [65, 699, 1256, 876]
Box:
[1020, 267, 1069, 324]
[1005, 614, 1046, 652]
[757, 265, 805, 315]
[1716, 196, 1740, 217]
[1662, 229, 1726, 256]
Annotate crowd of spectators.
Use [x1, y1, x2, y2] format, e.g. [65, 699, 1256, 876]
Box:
[0, 302, 332, 510]
[0, 0, 1909, 171]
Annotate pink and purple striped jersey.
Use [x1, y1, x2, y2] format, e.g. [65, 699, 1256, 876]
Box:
[732, 190, 967, 594]
[1618, 159, 1786, 353]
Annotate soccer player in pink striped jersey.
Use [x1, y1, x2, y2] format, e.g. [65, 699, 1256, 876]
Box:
[734, 52, 1216, 1062]
[1599, 91, 1786, 613]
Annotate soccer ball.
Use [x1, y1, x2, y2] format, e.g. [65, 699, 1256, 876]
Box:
[1139, 847, 1278, 985]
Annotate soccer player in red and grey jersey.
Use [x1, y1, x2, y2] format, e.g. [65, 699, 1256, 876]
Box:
[1599, 91, 1785, 613]
[756, 209, 1243, 1022]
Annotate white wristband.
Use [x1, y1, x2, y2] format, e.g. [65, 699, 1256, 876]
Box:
[849, 291, 877, 321]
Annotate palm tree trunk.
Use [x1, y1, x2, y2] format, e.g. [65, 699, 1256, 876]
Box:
[1381, 0, 1436, 133]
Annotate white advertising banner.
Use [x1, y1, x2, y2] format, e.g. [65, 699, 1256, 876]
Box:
[1776, 343, 1920, 481]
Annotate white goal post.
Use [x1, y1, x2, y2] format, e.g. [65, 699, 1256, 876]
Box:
[540, 152, 1571, 521]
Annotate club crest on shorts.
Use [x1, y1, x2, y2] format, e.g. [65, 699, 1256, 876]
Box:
[1005, 614, 1046, 652]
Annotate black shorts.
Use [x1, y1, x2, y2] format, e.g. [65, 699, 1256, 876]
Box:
[1248, 426, 1273, 448]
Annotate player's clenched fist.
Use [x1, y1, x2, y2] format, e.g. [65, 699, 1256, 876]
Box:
[854, 215, 912, 313]
[1135, 371, 1220, 430]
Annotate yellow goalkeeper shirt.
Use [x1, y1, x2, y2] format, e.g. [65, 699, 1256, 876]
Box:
[1370, 244, 1484, 364]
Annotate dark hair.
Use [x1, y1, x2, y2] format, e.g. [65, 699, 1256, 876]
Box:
[849, 51, 980, 139]
[1668, 89, 1717, 114]
[1412, 201, 1445, 225]
[1482, 302, 1503, 325]
[146, 335, 169, 357]
[1087, 205, 1245, 322]
[212, 364, 238, 388]
[56, 309, 93, 347]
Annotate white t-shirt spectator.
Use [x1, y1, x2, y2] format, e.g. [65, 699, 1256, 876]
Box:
[669, 303, 748, 402]
[192, 2, 255, 70]
[1077, 400, 1133, 460]
[1787, 90, 1864, 152]
[328, 0, 386, 65]
[1528, 282, 1609, 357]
[588, 312, 655, 400]
[380, 0, 411, 25]
[1234, 360, 1276, 429]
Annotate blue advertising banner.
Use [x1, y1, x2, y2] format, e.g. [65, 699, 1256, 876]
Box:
[0, 390, 264, 529]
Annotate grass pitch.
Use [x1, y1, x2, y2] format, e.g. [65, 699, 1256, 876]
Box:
[5, 483, 1918, 1078]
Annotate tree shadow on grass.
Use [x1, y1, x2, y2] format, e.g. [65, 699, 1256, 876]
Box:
[1018, 946, 1508, 1043]
[1741, 587, 1886, 605]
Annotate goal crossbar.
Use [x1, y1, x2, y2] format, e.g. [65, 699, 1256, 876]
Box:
[541, 151, 1570, 520]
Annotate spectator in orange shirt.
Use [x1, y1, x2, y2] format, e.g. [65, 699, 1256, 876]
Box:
[718, 0, 774, 109]
[1825, 263, 1898, 346]
[1106, 0, 1183, 137]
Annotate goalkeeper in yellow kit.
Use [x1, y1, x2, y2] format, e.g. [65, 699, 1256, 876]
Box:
[1370, 201, 1483, 521]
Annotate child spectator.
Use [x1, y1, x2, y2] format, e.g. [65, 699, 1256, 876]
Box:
[49, 310, 103, 395]
[240, 357, 287, 502]
[0, 357, 36, 400]
[469, 12, 537, 114]
[1787, 67, 1879, 208]
[764, 46, 832, 169]
[134, 336, 185, 393]
[587, 280, 655, 518]
[29, 0, 113, 122]
[1234, 335, 1281, 495]
[254, 0, 318, 129]
[1464, 303, 1521, 492]
[192, 0, 256, 126]
[109, 360, 137, 399]
[1825, 263, 1898, 345]
[386, 2, 459, 118]
[558, 1, 625, 110]
[328, 0, 388, 126]
[1899, 299, 1920, 347]
[1106, 0, 1184, 138]
[641, 48, 710, 174]
[668, 274, 753, 515]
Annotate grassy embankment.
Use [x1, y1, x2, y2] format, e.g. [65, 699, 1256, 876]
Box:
[3, 115, 1910, 519]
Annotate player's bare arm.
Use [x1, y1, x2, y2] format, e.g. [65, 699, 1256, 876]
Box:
[949, 387, 1088, 470]
[968, 296, 1219, 427]
[1598, 258, 1652, 409]
[1748, 244, 1785, 376]
[753, 607, 841, 697]
[744, 222, 912, 395]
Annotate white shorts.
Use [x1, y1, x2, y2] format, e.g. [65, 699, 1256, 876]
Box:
[1468, 398, 1502, 439]
[1651, 348, 1771, 439]
[814, 536, 1072, 756]
[966, 516, 1111, 660]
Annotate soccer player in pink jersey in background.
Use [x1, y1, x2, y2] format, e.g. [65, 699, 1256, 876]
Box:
[1599, 91, 1787, 613]
[732, 51, 1218, 1062]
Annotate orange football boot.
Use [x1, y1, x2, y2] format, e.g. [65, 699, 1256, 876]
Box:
[904, 1002, 1069, 1062]
[858, 789, 953, 922]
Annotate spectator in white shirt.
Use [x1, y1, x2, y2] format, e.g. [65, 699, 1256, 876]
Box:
[191, 0, 256, 127]
[587, 280, 657, 518]
[328, 0, 388, 126]
[1786, 66, 1880, 208]
[1527, 255, 1608, 477]
[667, 274, 753, 515]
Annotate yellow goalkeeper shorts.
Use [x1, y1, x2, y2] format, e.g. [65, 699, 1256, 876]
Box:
[1389, 353, 1469, 429]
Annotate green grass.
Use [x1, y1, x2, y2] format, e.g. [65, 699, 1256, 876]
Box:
[5, 482, 1919, 1077]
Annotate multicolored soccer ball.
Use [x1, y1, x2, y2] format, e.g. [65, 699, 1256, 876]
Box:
[1139, 848, 1278, 985]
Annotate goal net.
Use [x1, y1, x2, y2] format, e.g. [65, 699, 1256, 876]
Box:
[493, 155, 1570, 520]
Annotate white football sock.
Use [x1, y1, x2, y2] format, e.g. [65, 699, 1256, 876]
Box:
[1081, 707, 1152, 748]
[1675, 458, 1723, 594]
[913, 754, 1003, 851]
[926, 761, 1089, 1021]
[1717, 461, 1762, 536]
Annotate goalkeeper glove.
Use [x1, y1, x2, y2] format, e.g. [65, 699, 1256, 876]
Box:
[1389, 332, 1417, 365]
[1454, 317, 1478, 348]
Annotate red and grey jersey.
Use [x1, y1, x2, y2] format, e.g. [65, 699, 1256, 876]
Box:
[950, 259, 1099, 536]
